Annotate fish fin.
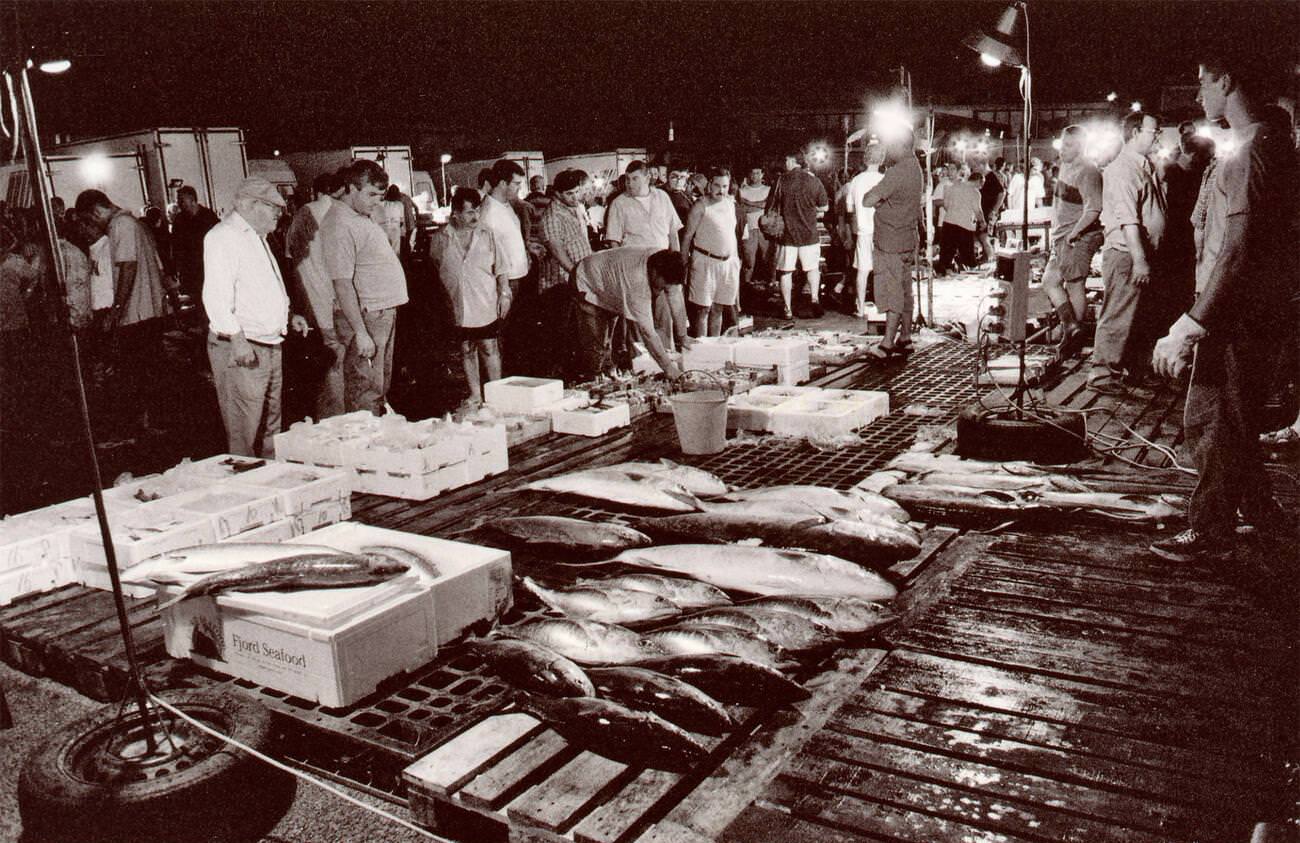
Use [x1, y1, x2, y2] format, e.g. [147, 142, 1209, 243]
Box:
[555, 557, 621, 567]
[663, 489, 706, 511]
[658, 458, 679, 469]
[156, 589, 193, 611]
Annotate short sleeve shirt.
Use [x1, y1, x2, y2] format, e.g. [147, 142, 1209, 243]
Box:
[574, 246, 658, 326]
[846, 170, 884, 234]
[430, 225, 509, 329]
[863, 156, 924, 253]
[1100, 147, 1167, 254]
[941, 181, 984, 232]
[322, 203, 408, 311]
[605, 189, 681, 249]
[479, 195, 529, 280]
[774, 170, 828, 247]
[107, 210, 166, 325]
[1051, 160, 1103, 240]
[539, 200, 592, 293]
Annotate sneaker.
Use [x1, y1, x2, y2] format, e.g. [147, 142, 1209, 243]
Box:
[1150, 528, 1234, 563]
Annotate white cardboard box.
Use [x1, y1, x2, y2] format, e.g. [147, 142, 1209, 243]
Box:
[165, 483, 286, 541]
[551, 402, 631, 437]
[484, 376, 565, 414]
[235, 462, 352, 515]
[0, 564, 60, 606]
[294, 498, 352, 535]
[69, 502, 218, 570]
[295, 523, 512, 647]
[734, 337, 810, 369]
[770, 397, 865, 439]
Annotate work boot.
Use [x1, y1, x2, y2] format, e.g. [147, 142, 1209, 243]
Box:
[1054, 301, 1084, 361]
[1150, 528, 1234, 563]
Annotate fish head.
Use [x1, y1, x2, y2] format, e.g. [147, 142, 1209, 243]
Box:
[360, 553, 410, 577]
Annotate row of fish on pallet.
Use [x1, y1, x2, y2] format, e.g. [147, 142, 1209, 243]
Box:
[455, 459, 919, 771]
[862, 448, 1186, 524]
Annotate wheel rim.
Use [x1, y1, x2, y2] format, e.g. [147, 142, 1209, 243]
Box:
[64, 702, 231, 786]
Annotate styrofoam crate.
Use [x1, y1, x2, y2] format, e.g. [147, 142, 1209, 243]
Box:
[816, 389, 890, 428]
[770, 397, 865, 439]
[747, 385, 822, 402]
[353, 461, 478, 501]
[294, 498, 351, 535]
[467, 422, 509, 477]
[733, 337, 811, 368]
[530, 390, 593, 419]
[69, 502, 218, 570]
[347, 429, 473, 476]
[222, 517, 301, 544]
[776, 360, 812, 386]
[296, 523, 512, 647]
[165, 483, 286, 540]
[235, 462, 352, 515]
[483, 376, 565, 413]
[179, 454, 274, 483]
[76, 561, 155, 599]
[316, 410, 382, 430]
[552, 401, 631, 437]
[727, 392, 794, 431]
[100, 472, 212, 507]
[683, 337, 741, 370]
[0, 515, 68, 575]
[0, 564, 60, 607]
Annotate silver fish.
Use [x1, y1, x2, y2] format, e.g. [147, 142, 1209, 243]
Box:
[578, 574, 732, 610]
[746, 596, 898, 635]
[678, 606, 838, 652]
[525, 468, 702, 512]
[467, 638, 595, 697]
[157, 552, 408, 609]
[521, 577, 681, 625]
[722, 485, 911, 523]
[500, 618, 666, 665]
[612, 544, 899, 602]
[915, 472, 1093, 493]
[644, 624, 786, 669]
[515, 694, 708, 772]
[124, 542, 346, 585]
[488, 516, 653, 554]
[600, 460, 729, 497]
[634, 654, 810, 706]
[362, 545, 442, 580]
[587, 666, 733, 735]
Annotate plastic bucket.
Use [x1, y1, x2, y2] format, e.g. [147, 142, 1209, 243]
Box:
[669, 387, 728, 455]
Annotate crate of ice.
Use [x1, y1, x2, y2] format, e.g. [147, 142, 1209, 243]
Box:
[770, 397, 866, 439]
[235, 462, 352, 515]
[164, 482, 286, 541]
[483, 376, 564, 414]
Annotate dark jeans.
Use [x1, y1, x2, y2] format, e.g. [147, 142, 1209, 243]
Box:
[575, 299, 623, 381]
[1090, 249, 1145, 374]
[936, 222, 977, 273]
[1184, 333, 1279, 537]
[112, 318, 164, 427]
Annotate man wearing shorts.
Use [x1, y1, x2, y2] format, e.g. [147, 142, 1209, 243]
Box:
[862, 131, 924, 357]
[681, 167, 741, 337]
[845, 143, 886, 317]
[768, 151, 828, 319]
[429, 188, 512, 408]
[1042, 125, 1104, 361]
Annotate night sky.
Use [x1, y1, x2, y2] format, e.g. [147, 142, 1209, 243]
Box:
[11, 1, 1300, 163]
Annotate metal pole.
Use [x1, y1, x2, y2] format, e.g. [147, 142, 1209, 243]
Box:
[14, 67, 158, 744]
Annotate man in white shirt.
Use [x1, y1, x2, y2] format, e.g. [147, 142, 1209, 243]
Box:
[203, 176, 308, 457]
[478, 160, 530, 287]
[737, 167, 771, 295]
[845, 144, 886, 317]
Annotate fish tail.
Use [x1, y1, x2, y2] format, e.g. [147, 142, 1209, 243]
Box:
[156, 589, 192, 611]
[554, 558, 619, 567]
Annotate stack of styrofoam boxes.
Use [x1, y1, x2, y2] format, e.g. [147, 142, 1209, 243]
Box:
[682, 337, 742, 372]
[728, 385, 889, 437]
[347, 419, 475, 501]
[727, 386, 822, 432]
[484, 376, 564, 414]
[180, 454, 352, 538]
[69, 501, 219, 598]
[733, 337, 812, 385]
[552, 401, 632, 437]
[0, 500, 119, 605]
[274, 412, 383, 477]
[158, 522, 511, 708]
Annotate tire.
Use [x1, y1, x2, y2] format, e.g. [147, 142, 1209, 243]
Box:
[955, 406, 1089, 464]
[18, 688, 295, 843]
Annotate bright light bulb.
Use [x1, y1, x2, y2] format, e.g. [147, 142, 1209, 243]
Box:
[1106, 92, 1118, 102]
[439, 153, 452, 164]
[38, 59, 71, 75]
[1195, 124, 1214, 139]
[80, 154, 111, 183]
[1052, 138, 1063, 151]
[955, 139, 967, 151]
[976, 141, 988, 154]
[1130, 101, 1142, 112]
[980, 53, 1002, 68]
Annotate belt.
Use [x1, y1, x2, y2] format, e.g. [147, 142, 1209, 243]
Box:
[692, 245, 732, 261]
[211, 332, 280, 349]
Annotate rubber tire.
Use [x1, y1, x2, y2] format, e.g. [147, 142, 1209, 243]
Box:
[17, 688, 295, 843]
[955, 406, 1089, 464]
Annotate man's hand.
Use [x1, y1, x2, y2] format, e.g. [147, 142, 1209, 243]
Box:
[497, 291, 513, 321]
[355, 332, 376, 360]
[527, 241, 547, 259]
[230, 336, 257, 368]
[290, 315, 310, 336]
[663, 361, 682, 380]
[1131, 258, 1151, 288]
[1152, 314, 1205, 380]
[679, 336, 697, 350]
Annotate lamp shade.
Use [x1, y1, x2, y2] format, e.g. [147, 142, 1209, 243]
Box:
[963, 29, 1024, 68]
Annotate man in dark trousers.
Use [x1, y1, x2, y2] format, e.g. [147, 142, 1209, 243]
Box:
[1150, 51, 1298, 562]
[170, 185, 220, 299]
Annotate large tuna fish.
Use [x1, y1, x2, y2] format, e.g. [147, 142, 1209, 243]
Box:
[521, 577, 681, 625]
[722, 485, 911, 523]
[633, 654, 811, 706]
[745, 596, 898, 635]
[525, 468, 702, 512]
[611, 544, 899, 602]
[577, 574, 732, 610]
[676, 606, 838, 653]
[467, 638, 595, 697]
[587, 666, 733, 735]
[157, 553, 408, 609]
[486, 516, 652, 555]
[500, 618, 666, 665]
[515, 694, 709, 772]
[124, 542, 347, 585]
[644, 624, 787, 669]
[599, 460, 729, 498]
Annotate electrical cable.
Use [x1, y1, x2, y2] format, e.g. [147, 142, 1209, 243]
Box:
[147, 693, 448, 842]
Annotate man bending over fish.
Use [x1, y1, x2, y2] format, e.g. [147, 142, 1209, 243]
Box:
[572, 247, 688, 381]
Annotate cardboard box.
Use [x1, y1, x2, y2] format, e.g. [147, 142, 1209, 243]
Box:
[296, 523, 512, 647]
[165, 483, 285, 540]
[551, 401, 631, 437]
[483, 376, 564, 413]
[69, 502, 217, 570]
[236, 462, 352, 516]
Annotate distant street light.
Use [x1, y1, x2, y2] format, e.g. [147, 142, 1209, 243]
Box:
[1131, 101, 1142, 112]
[439, 153, 452, 205]
[1106, 91, 1118, 102]
[36, 59, 71, 75]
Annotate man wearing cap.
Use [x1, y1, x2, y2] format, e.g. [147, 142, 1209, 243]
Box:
[203, 176, 308, 457]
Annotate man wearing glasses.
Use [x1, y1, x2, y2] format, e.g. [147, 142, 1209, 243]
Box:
[1086, 110, 1168, 394]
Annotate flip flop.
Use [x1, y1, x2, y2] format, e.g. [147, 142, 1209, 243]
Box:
[1260, 427, 1300, 446]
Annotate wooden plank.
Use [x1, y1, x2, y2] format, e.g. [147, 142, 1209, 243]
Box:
[718, 803, 878, 843]
[460, 730, 576, 812]
[975, 553, 1257, 606]
[850, 687, 1271, 790]
[809, 726, 1194, 839]
[888, 524, 958, 582]
[404, 713, 543, 797]
[505, 752, 632, 833]
[872, 649, 1274, 758]
[2, 590, 119, 675]
[571, 768, 680, 843]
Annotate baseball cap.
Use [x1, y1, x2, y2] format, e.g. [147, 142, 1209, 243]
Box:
[236, 176, 287, 208]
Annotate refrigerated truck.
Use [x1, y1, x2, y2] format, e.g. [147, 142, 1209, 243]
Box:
[281, 145, 415, 197]
[544, 148, 647, 194]
[440, 151, 545, 199]
[42, 127, 248, 216]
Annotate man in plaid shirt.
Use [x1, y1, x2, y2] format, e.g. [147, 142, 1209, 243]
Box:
[538, 168, 593, 377]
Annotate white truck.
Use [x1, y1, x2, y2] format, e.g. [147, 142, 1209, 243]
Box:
[441, 151, 545, 199]
[247, 158, 299, 202]
[42, 127, 248, 216]
[281, 145, 415, 196]
[544, 148, 647, 195]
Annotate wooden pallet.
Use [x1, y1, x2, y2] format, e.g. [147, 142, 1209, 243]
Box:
[404, 646, 888, 843]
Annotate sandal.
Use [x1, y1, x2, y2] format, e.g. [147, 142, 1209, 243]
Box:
[869, 343, 907, 359]
[1260, 427, 1300, 446]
